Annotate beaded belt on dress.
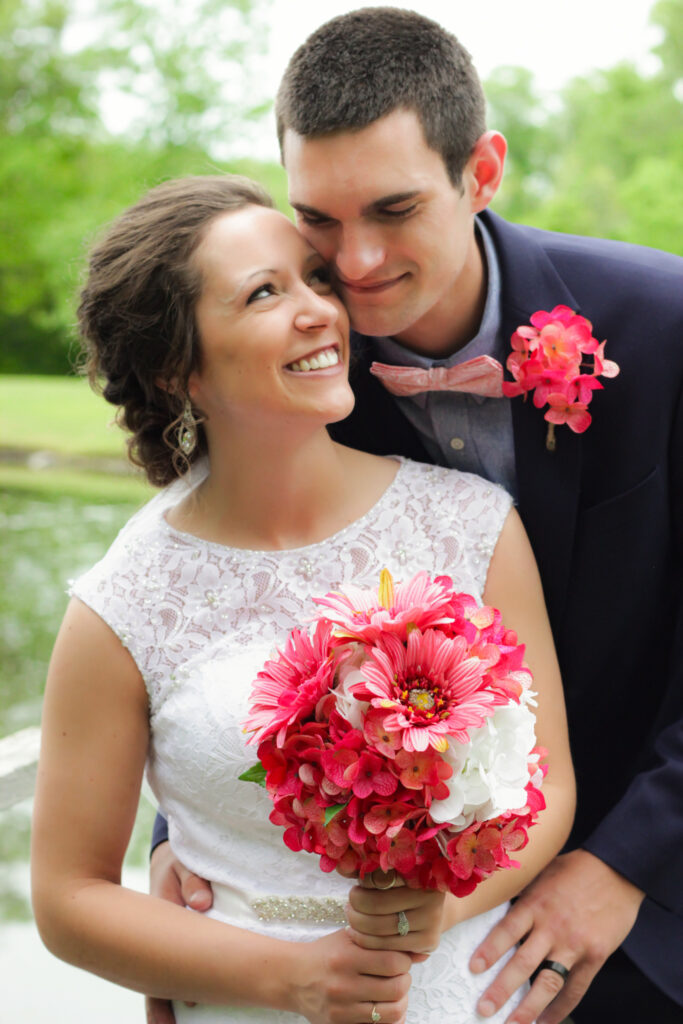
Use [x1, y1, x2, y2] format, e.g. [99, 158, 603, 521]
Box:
[251, 894, 347, 925]
[210, 882, 347, 927]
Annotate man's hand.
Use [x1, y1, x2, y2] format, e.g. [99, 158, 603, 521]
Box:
[149, 839, 214, 911]
[469, 849, 645, 1024]
[145, 841, 215, 1024]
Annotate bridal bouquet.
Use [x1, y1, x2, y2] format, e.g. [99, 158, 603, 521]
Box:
[241, 570, 546, 897]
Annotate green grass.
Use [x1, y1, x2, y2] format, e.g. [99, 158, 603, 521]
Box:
[0, 374, 127, 457]
[0, 463, 153, 502]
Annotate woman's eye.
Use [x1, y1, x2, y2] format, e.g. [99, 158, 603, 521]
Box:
[246, 283, 275, 304]
[309, 266, 332, 289]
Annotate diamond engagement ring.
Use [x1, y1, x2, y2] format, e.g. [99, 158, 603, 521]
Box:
[397, 910, 410, 937]
[371, 1004, 382, 1023]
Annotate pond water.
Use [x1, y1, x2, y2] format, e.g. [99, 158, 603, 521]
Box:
[1, 488, 157, 1019]
[0, 491, 143, 736]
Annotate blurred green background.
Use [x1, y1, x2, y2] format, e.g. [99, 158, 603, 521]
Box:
[0, 0, 681, 962]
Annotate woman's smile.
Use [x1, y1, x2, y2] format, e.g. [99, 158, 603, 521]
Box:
[287, 345, 341, 373]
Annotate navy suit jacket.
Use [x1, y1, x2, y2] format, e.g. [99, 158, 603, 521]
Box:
[329, 210, 683, 1003]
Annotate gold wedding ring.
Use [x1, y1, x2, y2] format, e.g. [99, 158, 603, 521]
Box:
[397, 909, 410, 936]
[371, 1004, 382, 1023]
[371, 869, 398, 890]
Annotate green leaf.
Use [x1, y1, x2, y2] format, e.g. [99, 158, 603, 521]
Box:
[238, 762, 267, 788]
[324, 803, 348, 826]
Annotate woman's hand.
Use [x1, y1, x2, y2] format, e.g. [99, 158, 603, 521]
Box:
[292, 927, 413, 1024]
[345, 872, 446, 959]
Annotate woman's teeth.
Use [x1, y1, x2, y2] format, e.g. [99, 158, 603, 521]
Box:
[289, 348, 340, 373]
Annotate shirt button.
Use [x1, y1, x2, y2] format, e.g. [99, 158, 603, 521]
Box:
[449, 437, 465, 451]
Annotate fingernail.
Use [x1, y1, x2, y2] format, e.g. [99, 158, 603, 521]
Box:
[478, 999, 496, 1017]
[188, 892, 206, 908]
[470, 956, 487, 973]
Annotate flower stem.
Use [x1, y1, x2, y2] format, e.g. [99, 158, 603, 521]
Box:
[545, 423, 556, 452]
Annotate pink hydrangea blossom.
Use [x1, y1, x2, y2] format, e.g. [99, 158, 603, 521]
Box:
[502, 305, 619, 450]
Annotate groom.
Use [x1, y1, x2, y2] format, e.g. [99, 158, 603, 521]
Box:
[150, 9, 683, 1024]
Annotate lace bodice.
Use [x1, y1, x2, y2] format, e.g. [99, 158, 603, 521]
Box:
[72, 457, 517, 1023]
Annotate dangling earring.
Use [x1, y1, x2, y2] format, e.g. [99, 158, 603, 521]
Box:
[177, 399, 197, 456]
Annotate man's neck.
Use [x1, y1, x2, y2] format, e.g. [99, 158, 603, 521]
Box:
[392, 226, 488, 360]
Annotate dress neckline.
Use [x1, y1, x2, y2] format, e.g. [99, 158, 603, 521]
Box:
[160, 456, 407, 557]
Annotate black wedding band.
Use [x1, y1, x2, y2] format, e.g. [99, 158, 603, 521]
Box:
[533, 960, 570, 984]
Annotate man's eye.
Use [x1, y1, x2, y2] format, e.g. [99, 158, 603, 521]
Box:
[298, 212, 333, 228]
[380, 204, 418, 219]
[246, 283, 275, 304]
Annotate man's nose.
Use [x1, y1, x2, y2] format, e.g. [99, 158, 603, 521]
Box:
[334, 225, 385, 281]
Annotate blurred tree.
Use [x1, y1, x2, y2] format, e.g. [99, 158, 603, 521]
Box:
[0, 0, 100, 138]
[0, 0, 284, 374]
[651, 0, 683, 85]
[74, 0, 271, 152]
[484, 66, 559, 218]
[488, 0, 683, 254]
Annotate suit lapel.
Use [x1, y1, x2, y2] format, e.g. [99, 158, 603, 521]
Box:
[511, 392, 582, 627]
[482, 211, 584, 626]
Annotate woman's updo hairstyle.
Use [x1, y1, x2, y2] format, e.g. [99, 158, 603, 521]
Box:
[78, 174, 273, 486]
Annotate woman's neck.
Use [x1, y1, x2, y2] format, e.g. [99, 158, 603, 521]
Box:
[169, 425, 395, 551]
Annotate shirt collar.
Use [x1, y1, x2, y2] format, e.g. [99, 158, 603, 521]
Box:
[370, 217, 504, 405]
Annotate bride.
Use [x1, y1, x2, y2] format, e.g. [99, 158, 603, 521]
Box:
[31, 174, 575, 1023]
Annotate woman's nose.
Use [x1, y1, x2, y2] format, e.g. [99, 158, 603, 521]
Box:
[294, 286, 340, 331]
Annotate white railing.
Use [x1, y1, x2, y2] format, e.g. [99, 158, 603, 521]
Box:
[0, 727, 41, 810]
[0, 727, 156, 811]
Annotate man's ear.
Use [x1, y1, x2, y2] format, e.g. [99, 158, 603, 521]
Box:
[466, 131, 507, 213]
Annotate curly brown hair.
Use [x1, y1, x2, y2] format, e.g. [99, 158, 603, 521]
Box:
[78, 174, 273, 486]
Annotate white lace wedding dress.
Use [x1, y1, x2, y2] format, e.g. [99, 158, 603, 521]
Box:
[72, 456, 525, 1023]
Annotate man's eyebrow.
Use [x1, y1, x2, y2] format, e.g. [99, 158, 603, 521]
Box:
[290, 201, 329, 219]
[290, 190, 422, 220]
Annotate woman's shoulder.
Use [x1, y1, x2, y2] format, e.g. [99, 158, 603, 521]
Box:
[397, 457, 513, 506]
[71, 461, 209, 599]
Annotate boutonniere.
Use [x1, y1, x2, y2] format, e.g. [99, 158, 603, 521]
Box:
[502, 305, 620, 451]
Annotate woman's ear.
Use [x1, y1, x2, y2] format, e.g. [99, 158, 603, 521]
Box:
[156, 376, 191, 398]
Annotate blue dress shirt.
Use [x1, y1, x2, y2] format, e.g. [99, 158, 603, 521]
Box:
[371, 218, 517, 497]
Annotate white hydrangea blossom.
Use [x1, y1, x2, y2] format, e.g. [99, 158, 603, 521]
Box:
[429, 692, 538, 829]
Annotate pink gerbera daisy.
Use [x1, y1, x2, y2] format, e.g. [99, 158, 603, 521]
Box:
[351, 628, 497, 752]
[244, 620, 337, 746]
[314, 569, 454, 644]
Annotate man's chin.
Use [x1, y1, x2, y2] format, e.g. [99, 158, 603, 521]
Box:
[347, 306, 413, 340]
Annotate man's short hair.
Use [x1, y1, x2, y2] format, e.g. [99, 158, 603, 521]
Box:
[276, 7, 486, 186]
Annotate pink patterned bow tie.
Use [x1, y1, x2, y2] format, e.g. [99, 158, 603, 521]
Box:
[370, 355, 505, 399]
